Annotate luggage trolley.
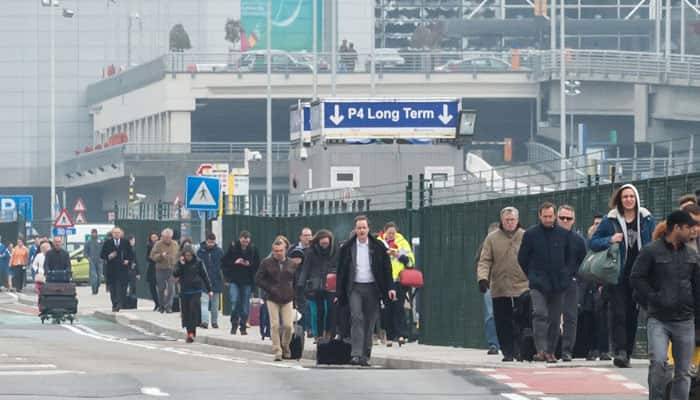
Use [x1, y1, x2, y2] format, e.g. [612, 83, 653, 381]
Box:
[39, 270, 78, 325]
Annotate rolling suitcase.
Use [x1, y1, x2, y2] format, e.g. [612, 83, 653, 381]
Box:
[248, 298, 263, 326]
[259, 301, 271, 339]
[316, 338, 352, 365]
[40, 282, 78, 315]
[289, 323, 305, 360]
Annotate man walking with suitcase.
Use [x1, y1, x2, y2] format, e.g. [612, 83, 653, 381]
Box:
[101, 227, 134, 312]
[630, 210, 700, 400]
[477, 207, 529, 362]
[44, 236, 71, 282]
[337, 215, 395, 366]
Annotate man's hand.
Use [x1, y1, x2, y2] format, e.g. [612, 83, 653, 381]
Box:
[398, 255, 410, 266]
[208, 292, 214, 298]
[108, 251, 117, 260]
[388, 290, 397, 301]
[478, 279, 490, 294]
[234, 258, 244, 264]
[610, 233, 624, 244]
[123, 260, 129, 266]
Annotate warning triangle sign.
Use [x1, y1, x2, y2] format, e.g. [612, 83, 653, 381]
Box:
[189, 181, 216, 207]
[54, 208, 75, 228]
[75, 212, 87, 225]
[73, 197, 87, 213]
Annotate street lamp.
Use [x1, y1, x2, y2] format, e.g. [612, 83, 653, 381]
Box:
[564, 80, 582, 156]
[41, 0, 75, 221]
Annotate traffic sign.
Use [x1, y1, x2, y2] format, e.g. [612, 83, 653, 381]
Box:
[320, 98, 459, 139]
[72, 197, 87, 213]
[53, 227, 77, 236]
[186, 176, 220, 211]
[196, 163, 213, 176]
[53, 208, 75, 228]
[75, 212, 87, 225]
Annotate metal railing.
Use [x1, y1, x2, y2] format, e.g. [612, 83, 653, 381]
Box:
[122, 141, 289, 160]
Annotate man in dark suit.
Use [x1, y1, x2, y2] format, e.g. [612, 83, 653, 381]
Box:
[337, 215, 395, 366]
[100, 227, 134, 312]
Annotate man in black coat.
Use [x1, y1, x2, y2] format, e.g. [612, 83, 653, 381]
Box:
[518, 202, 573, 363]
[337, 215, 395, 366]
[100, 227, 134, 312]
[44, 236, 71, 282]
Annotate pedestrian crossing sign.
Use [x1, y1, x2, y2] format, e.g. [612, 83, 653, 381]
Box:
[53, 208, 75, 228]
[185, 176, 220, 211]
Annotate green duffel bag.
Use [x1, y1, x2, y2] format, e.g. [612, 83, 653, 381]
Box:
[578, 243, 621, 285]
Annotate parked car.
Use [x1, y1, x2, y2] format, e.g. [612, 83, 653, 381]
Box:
[365, 48, 406, 71]
[295, 53, 330, 72]
[434, 57, 520, 72]
[237, 50, 314, 73]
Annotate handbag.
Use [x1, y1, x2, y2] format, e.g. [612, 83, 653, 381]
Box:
[325, 273, 337, 292]
[399, 268, 424, 288]
[578, 243, 621, 285]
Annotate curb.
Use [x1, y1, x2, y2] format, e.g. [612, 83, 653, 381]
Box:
[90, 310, 477, 369]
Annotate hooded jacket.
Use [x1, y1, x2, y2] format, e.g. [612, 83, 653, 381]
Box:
[221, 241, 260, 286]
[296, 232, 338, 303]
[378, 231, 415, 282]
[590, 183, 656, 278]
[173, 256, 212, 295]
[197, 242, 225, 293]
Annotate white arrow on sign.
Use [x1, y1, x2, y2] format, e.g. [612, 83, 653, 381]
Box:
[329, 104, 344, 126]
[438, 104, 453, 125]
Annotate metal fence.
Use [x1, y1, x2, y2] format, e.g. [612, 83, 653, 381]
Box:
[222, 170, 700, 349]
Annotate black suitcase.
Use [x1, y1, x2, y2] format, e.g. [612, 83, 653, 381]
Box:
[122, 296, 137, 310]
[289, 324, 304, 360]
[316, 338, 352, 365]
[45, 269, 72, 283]
[41, 282, 77, 296]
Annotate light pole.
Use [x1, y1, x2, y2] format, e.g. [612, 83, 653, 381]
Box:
[265, 0, 272, 214]
[41, 0, 74, 221]
[127, 14, 141, 68]
[559, 0, 566, 188]
[565, 80, 582, 156]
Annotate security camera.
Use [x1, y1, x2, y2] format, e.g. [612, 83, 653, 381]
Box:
[300, 147, 308, 161]
[135, 193, 147, 200]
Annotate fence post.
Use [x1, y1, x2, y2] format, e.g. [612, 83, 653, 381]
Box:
[428, 183, 433, 207]
[113, 201, 119, 221]
[419, 174, 425, 209]
[633, 143, 638, 181]
[406, 175, 414, 210]
[650, 142, 655, 175]
[690, 134, 695, 174]
[668, 140, 673, 176]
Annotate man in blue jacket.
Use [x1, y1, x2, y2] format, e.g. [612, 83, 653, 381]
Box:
[518, 202, 574, 363]
[197, 233, 224, 329]
[0, 236, 10, 290]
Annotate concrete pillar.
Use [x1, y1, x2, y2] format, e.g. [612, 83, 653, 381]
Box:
[169, 111, 191, 145]
[633, 84, 648, 143]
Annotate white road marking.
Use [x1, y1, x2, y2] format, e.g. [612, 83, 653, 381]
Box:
[501, 394, 531, 400]
[623, 382, 647, 390]
[505, 382, 529, 389]
[490, 374, 511, 380]
[475, 367, 497, 372]
[589, 367, 610, 372]
[539, 397, 561, 400]
[141, 387, 170, 397]
[0, 370, 85, 376]
[605, 374, 628, 381]
[0, 364, 56, 370]
[521, 391, 544, 395]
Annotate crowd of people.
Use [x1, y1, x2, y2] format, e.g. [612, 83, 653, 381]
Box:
[476, 183, 700, 400]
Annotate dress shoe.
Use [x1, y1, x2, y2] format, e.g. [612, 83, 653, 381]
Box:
[599, 352, 612, 361]
[211, 323, 219, 329]
[199, 323, 208, 329]
[239, 326, 248, 335]
[230, 326, 237, 335]
[533, 352, 547, 362]
[350, 356, 362, 366]
[545, 353, 557, 364]
[613, 351, 630, 368]
[501, 355, 514, 362]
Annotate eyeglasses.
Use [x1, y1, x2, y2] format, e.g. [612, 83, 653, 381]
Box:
[558, 216, 574, 221]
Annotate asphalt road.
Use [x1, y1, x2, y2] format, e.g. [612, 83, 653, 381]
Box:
[0, 293, 648, 400]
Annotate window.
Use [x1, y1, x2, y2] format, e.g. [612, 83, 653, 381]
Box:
[425, 166, 455, 188]
[330, 166, 360, 188]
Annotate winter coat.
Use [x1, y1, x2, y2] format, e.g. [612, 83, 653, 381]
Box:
[197, 242, 225, 293]
[518, 223, 574, 295]
[0, 244, 9, 269]
[84, 238, 102, 263]
[100, 238, 135, 281]
[336, 234, 393, 306]
[630, 238, 700, 323]
[589, 187, 655, 279]
[378, 231, 415, 281]
[296, 242, 338, 304]
[173, 258, 212, 295]
[149, 240, 180, 271]
[255, 256, 298, 304]
[477, 227, 529, 298]
[221, 242, 260, 286]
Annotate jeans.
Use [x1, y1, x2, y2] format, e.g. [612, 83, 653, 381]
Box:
[228, 283, 252, 328]
[201, 292, 220, 325]
[350, 283, 380, 359]
[531, 289, 564, 354]
[156, 269, 175, 312]
[483, 289, 500, 349]
[562, 279, 579, 355]
[89, 259, 103, 294]
[647, 318, 694, 400]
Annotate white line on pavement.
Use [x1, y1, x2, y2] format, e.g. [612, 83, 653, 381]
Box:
[539, 397, 561, 400]
[501, 394, 531, 400]
[141, 387, 170, 397]
[605, 374, 628, 381]
[0, 364, 56, 369]
[0, 370, 85, 376]
[589, 367, 610, 372]
[623, 382, 647, 390]
[490, 374, 511, 380]
[521, 391, 544, 395]
[505, 382, 529, 389]
[475, 368, 497, 372]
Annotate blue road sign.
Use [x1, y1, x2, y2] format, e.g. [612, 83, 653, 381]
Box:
[53, 227, 77, 236]
[0, 195, 33, 221]
[321, 99, 459, 139]
[186, 176, 220, 211]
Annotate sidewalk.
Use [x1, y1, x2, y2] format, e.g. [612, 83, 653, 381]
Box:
[19, 285, 645, 370]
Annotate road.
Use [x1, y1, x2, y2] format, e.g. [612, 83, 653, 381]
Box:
[0, 292, 648, 400]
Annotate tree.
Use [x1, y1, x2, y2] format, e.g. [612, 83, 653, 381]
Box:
[225, 18, 242, 47]
[169, 23, 191, 52]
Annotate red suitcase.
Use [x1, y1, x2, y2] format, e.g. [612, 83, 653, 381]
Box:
[248, 298, 263, 326]
[399, 269, 424, 288]
[325, 273, 337, 292]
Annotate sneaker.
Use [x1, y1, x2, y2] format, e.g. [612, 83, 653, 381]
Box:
[199, 323, 208, 329]
[613, 351, 629, 368]
[599, 352, 612, 361]
[561, 352, 573, 362]
[239, 326, 248, 336]
[487, 345, 499, 355]
[211, 323, 219, 329]
[274, 354, 283, 362]
[545, 353, 558, 364]
[186, 333, 194, 343]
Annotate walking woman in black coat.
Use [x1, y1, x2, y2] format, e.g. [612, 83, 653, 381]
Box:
[173, 247, 212, 343]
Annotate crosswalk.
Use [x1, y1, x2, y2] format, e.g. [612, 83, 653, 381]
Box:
[0, 354, 84, 376]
